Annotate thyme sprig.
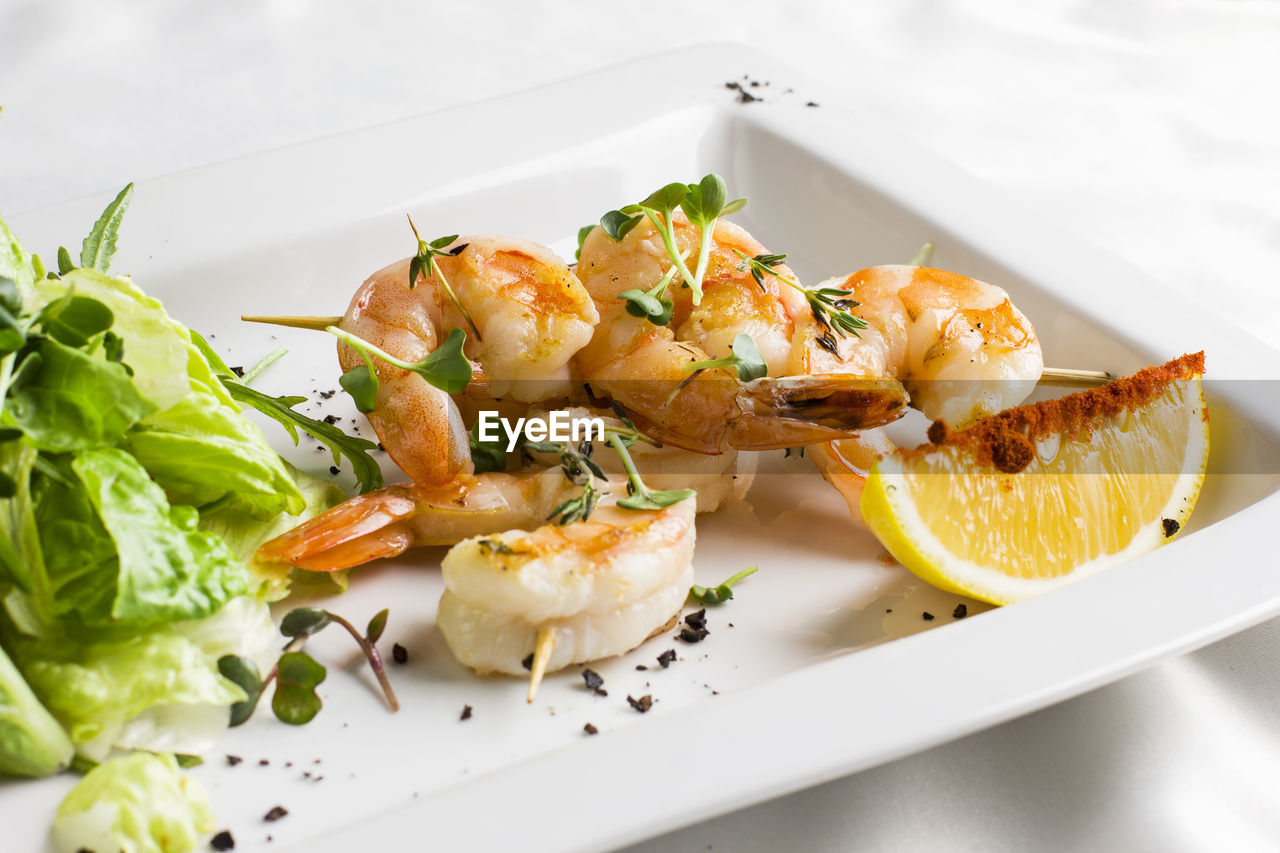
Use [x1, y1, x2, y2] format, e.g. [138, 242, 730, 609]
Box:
[734, 250, 868, 351]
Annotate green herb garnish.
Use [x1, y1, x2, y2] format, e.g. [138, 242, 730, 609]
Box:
[735, 250, 868, 350]
[469, 422, 508, 474]
[616, 247, 689, 326]
[328, 325, 472, 413]
[219, 606, 398, 727]
[600, 174, 746, 305]
[608, 433, 695, 511]
[406, 217, 480, 341]
[667, 332, 766, 405]
[908, 242, 935, 266]
[689, 565, 757, 605]
[240, 345, 288, 384]
[79, 183, 134, 273]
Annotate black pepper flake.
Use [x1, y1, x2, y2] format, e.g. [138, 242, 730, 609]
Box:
[685, 609, 707, 630]
[521, 653, 534, 671]
[582, 669, 607, 696]
[264, 806, 288, 822]
[1162, 517, 1180, 538]
[583, 722, 599, 735]
[636, 665, 648, 671]
[323, 414, 338, 425]
[679, 609, 710, 643]
[329, 466, 340, 475]
[392, 643, 408, 664]
[284, 761, 292, 768]
[210, 830, 235, 851]
[922, 612, 935, 621]
[657, 649, 677, 669]
[627, 694, 653, 713]
[460, 705, 473, 720]
[226, 755, 242, 766]
[953, 604, 968, 619]
[806, 101, 820, 107]
[319, 389, 336, 400]
[229, 366, 245, 378]
[258, 759, 270, 766]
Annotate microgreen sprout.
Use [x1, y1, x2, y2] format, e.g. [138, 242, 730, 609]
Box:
[600, 174, 746, 305]
[689, 565, 758, 605]
[328, 325, 472, 413]
[469, 422, 508, 474]
[240, 346, 288, 384]
[616, 248, 690, 326]
[575, 224, 595, 262]
[908, 242, 935, 266]
[607, 433, 695, 511]
[667, 332, 766, 405]
[218, 606, 399, 728]
[734, 250, 868, 352]
[406, 216, 481, 341]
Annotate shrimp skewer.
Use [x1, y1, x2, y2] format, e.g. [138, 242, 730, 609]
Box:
[338, 235, 598, 487]
[575, 214, 909, 454]
[256, 407, 753, 571]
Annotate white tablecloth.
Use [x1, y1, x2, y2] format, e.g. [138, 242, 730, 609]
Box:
[4, 1, 1278, 849]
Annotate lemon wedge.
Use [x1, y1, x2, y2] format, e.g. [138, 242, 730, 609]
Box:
[861, 353, 1208, 604]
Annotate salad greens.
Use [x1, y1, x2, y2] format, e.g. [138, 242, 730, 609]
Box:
[52, 752, 215, 853]
[0, 184, 360, 806]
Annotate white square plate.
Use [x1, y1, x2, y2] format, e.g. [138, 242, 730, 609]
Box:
[6, 44, 1280, 853]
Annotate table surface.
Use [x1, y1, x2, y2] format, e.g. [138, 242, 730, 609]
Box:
[4, 1, 1279, 850]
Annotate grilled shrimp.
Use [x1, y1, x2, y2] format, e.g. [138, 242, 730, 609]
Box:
[256, 407, 751, 571]
[437, 497, 696, 678]
[339, 236, 598, 486]
[801, 265, 1044, 526]
[574, 214, 907, 454]
[793, 265, 1043, 427]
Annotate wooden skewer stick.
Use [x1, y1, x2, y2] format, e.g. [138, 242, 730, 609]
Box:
[241, 314, 342, 331]
[239, 315, 1115, 389]
[527, 627, 556, 704]
[1039, 367, 1113, 388]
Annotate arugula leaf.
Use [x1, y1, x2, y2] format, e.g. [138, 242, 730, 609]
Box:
[7, 338, 156, 452]
[219, 379, 383, 493]
[689, 565, 757, 605]
[272, 651, 326, 725]
[79, 183, 134, 274]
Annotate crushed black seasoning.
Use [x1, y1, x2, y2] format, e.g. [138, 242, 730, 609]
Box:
[1162, 517, 1180, 538]
[922, 612, 935, 621]
[264, 806, 288, 823]
[953, 604, 968, 619]
[460, 705, 473, 721]
[328, 465, 340, 475]
[583, 722, 599, 735]
[679, 609, 710, 643]
[627, 694, 654, 713]
[521, 653, 534, 671]
[724, 80, 760, 103]
[258, 759, 270, 766]
[323, 414, 339, 425]
[636, 665, 648, 671]
[210, 830, 235, 851]
[226, 755, 242, 767]
[806, 101, 820, 107]
[229, 366, 245, 378]
[582, 669, 607, 696]
[392, 643, 408, 664]
[657, 649, 677, 669]
[319, 389, 336, 400]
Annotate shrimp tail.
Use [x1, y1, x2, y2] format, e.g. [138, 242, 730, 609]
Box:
[729, 375, 909, 451]
[257, 486, 421, 571]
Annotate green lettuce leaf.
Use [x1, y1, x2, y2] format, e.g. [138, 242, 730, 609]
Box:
[52, 752, 215, 853]
[41, 448, 249, 629]
[126, 384, 306, 519]
[8, 596, 275, 759]
[6, 337, 156, 452]
[198, 462, 345, 601]
[0, 208, 35, 297]
[0, 641, 73, 777]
